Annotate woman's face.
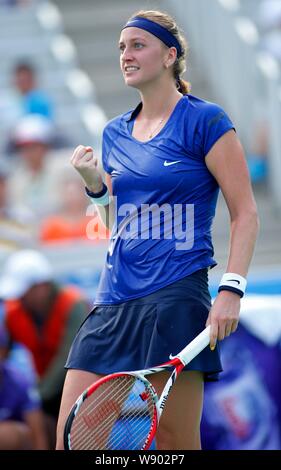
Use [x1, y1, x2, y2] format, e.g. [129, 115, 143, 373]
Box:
[119, 27, 168, 90]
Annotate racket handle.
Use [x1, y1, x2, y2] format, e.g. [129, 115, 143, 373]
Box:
[170, 325, 211, 366]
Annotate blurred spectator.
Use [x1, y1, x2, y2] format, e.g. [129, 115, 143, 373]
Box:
[0, 60, 54, 150]
[0, 249, 89, 448]
[40, 171, 110, 243]
[8, 114, 63, 219]
[12, 60, 54, 121]
[201, 296, 281, 450]
[0, 321, 48, 450]
[0, 159, 36, 254]
[247, 115, 269, 184]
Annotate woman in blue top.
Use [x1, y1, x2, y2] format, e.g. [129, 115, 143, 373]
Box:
[56, 10, 259, 450]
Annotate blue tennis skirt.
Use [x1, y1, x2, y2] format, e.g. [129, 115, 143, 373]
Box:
[65, 269, 222, 381]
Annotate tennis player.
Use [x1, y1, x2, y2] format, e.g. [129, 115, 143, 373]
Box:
[56, 10, 259, 450]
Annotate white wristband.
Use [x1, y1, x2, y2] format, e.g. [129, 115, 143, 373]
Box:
[218, 272, 247, 298]
[89, 189, 110, 206]
[85, 184, 110, 206]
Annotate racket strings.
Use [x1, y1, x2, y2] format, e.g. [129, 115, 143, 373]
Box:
[71, 377, 133, 449]
[70, 375, 156, 450]
[73, 377, 154, 450]
[70, 376, 138, 450]
[106, 381, 156, 450]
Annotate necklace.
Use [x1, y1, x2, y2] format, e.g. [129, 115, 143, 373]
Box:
[148, 117, 166, 139]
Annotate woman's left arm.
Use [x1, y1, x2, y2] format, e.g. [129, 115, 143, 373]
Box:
[205, 129, 259, 349]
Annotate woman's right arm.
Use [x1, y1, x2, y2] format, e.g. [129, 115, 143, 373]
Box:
[71, 145, 115, 230]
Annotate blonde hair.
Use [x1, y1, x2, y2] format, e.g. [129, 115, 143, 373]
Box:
[129, 10, 191, 94]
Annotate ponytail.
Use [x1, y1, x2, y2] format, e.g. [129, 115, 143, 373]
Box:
[176, 76, 191, 95]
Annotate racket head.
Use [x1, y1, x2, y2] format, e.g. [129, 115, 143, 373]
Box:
[64, 372, 159, 450]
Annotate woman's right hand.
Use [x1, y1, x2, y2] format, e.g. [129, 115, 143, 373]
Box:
[70, 145, 103, 193]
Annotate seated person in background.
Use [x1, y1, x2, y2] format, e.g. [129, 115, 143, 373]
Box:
[8, 114, 63, 219]
[40, 170, 110, 243]
[0, 60, 54, 145]
[12, 60, 54, 121]
[0, 160, 36, 253]
[0, 249, 89, 449]
[246, 114, 269, 184]
[0, 322, 48, 450]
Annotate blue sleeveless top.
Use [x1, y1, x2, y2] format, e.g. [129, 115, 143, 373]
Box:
[95, 95, 235, 305]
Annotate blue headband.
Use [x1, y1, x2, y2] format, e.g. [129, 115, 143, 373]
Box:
[122, 17, 182, 58]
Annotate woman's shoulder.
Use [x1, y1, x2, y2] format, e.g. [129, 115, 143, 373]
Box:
[181, 94, 233, 136]
[180, 95, 235, 155]
[184, 94, 228, 118]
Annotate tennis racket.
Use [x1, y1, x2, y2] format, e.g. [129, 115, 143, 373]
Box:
[64, 325, 210, 450]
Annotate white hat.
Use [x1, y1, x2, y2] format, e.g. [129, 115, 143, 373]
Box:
[0, 250, 53, 300]
[13, 114, 54, 146]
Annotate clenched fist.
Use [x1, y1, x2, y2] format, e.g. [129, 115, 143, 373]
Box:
[70, 145, 103, 193]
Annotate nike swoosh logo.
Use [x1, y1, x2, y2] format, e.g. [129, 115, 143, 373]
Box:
[228, 279, 240, 285]
[164, 160, 181, 167]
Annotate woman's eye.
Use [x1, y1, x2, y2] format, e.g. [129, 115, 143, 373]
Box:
[119, 43, 144, 53]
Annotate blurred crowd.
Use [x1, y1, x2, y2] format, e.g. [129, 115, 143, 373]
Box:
[0, 3, 109, 449]
[0, 59, 109, 254]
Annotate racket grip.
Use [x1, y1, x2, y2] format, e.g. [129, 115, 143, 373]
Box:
[170, 325, 211, 366]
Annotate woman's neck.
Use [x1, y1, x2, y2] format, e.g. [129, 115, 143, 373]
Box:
[138, 81, 183, 120]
